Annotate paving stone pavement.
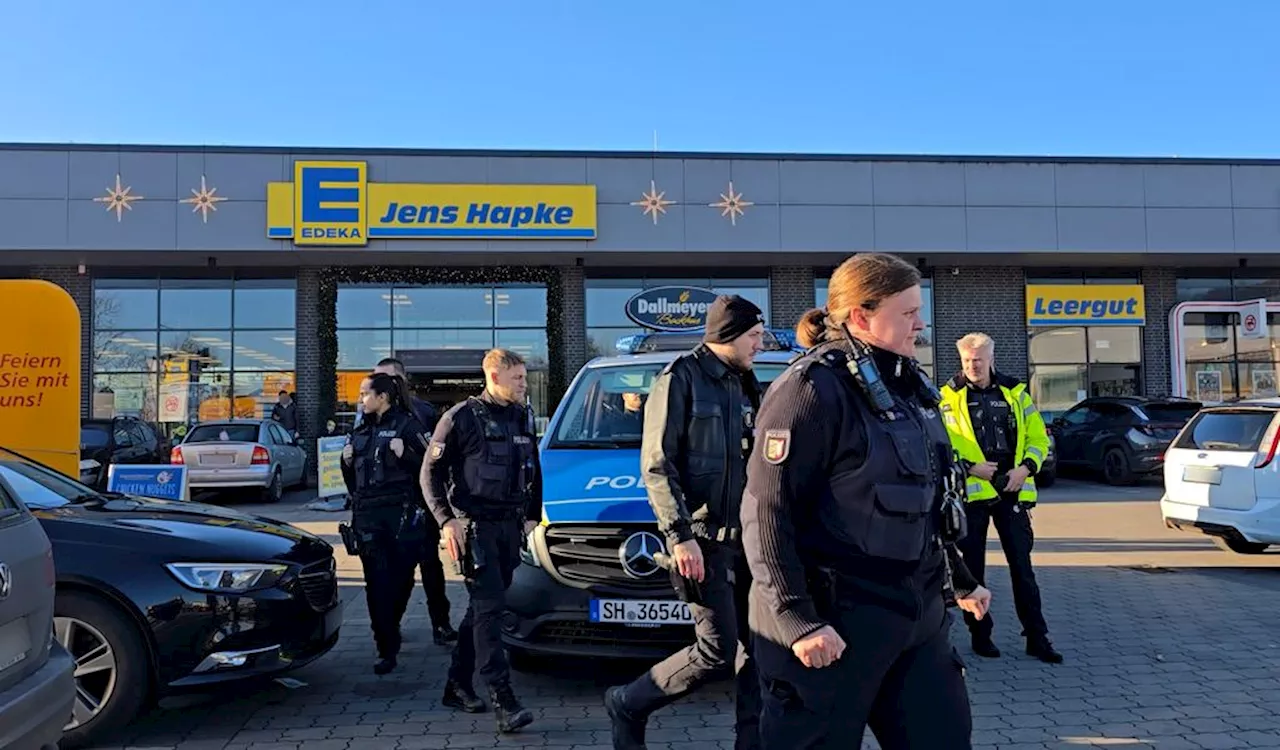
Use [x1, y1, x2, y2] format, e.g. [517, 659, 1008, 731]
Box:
[88, 559, 1280, 750]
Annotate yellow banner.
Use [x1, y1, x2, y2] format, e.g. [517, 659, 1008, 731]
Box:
[0, 280, 82, 477]
[267, 160, 597, 246]
[316, 436, 347, 499]
[1026, 284, 1145, 327]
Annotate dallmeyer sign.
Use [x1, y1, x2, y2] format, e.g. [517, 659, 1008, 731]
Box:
[1025, 284, 1146, 327]
[625, 286, 719, 331]
[267, 161, 598, 246]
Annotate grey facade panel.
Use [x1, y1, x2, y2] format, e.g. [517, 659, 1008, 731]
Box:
[587, 157, 685, 205]
[1054, 163, 1146, 207]
[778, 160, 873, 205]
[963, 162, 1056, 207]
[288, 154, 387, 180]
[486, 156, 587, 185]
[681, 159, 732, 205]
[592, 204, 686, 252]
[175, 200, 277, 251]
[0, 150, 69, 199]
[873, 206, 965, 251]
[68, 150, 126, 200]
[1232, 209, 1280, 252]
[779, 205, 874, 251]
[68, 199, 176, 250]
[1056, 207, 1147, 252]
[873, 162, 966, 206]
[1230, 165, 1280, 209]
[380, 155, 489, 184]
[1145, 208, 1235, 252]
[965, 207, 1057, 252]
[1143, 164, 1233, 208]
[176, 152, 287, 201]
[0, 199, 68, 247]
[684, 203, 781, 251]
[726, 159, 781, 205]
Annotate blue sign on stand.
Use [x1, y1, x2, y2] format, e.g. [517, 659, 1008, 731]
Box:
[107, 464, 190, 502]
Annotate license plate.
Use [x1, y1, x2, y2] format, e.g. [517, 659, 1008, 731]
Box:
[1183, 466, 1223, 485]
[589, 599, 693, 625]
[0, 619, 31, 674]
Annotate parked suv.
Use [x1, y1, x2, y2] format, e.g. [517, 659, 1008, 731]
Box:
[0, 472, 75, 750]
[80, 417, 168, 489]
[1049, 396, 1202, 485]
[1161, 401, 1280, 554]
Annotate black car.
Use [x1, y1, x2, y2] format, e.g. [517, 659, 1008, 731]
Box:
[1049, 396, 1203, 485]
[0, 446, 343, 749]
[79, 417, 169, 489]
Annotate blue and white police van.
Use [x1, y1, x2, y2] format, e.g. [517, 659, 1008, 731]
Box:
[502, 328, 801, 663]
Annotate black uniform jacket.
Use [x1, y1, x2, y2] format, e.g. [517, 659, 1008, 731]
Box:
[340, 406, 431, 506]
[742, 340, 979, 648]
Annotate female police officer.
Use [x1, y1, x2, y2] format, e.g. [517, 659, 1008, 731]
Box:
[741, 252, 993, 749]
[341, 372, 432, 675]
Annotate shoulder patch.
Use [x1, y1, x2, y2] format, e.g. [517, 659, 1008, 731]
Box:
[763, 429, 791, 465]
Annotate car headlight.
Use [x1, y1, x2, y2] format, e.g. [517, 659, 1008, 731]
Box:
[165, 563, 288, 593]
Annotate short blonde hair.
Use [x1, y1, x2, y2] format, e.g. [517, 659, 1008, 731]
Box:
[956, 332, 995, 354]
[482, 348, 526, 372]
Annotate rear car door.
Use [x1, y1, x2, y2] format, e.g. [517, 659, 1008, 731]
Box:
[1164, 406, 1280, 511]
[1053, 404, 1098, 465]
[0, 473, 54, 697]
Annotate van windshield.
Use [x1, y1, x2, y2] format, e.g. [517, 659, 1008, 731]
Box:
[1173, 410, 1277, 452]
[549, 362, 788, 449]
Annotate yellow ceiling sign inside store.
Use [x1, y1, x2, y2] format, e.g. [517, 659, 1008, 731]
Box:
[267, 160, 598, 246]
[1026, 284, 1146, 327]
[0, 280, 82, 478]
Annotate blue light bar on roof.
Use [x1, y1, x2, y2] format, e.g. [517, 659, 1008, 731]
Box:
[614, 329, 803, 355]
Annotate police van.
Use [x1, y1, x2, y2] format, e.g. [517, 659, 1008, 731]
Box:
[502, 329, 800, 663]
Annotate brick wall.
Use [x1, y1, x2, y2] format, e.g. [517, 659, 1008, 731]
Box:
[1142, 267, 1176, 398]
[933, 266, 1028, 382]
[295, 268, 322, 474]
[769, 266, 815, 330]
[556, 265, 587, 390]
[28, 266, 93, 418]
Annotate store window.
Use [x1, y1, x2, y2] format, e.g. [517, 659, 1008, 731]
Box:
[92, 277, 296, 434]
[1025, 273, 1143, 418]
[336, 284, 549, 427]
[585, 276, 770, 360]
[1174, 271, 1280, 402]
[814, 275, 935, 377]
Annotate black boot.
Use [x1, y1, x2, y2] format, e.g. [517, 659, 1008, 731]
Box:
[971, 636, 1001, 658]
[1027, 636, 1063, 664]
[489, 681, 534, 733]
[433, 624, 459, 645]
[604, 685, 647, 749]
[373, 656, 397, 675]
[442, 679, 486, 713]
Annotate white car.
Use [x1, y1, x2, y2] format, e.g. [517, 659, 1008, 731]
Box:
[1160, 400, 1280, 554]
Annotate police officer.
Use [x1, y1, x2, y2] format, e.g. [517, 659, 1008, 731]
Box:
[940, 333, 1062, 664]
[340, 372, 433, 675]
[741, 253, 993, 749]
[422, 348, 541, 734]
[365, 357, 457, 646]
[604, 294, 766, 750]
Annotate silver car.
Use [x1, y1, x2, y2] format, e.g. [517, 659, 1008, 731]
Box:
[0, 472, 75, 750]
[172, 420, 307, 503]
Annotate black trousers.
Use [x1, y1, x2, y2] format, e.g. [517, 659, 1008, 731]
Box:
[755, 590, 971, 749]
[358, 537, 418, 659]
[448, 518, 523, 689]
[955, 495, 1048, 641]
[394, 519, 451, 629]
[618, 541, 761, 750]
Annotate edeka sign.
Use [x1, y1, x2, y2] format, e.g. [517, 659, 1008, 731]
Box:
[266, 161, 598, 246]
[0, 281, 81, 478]
[625, 286, 719, 332]
[1026, 284, 1146, 327]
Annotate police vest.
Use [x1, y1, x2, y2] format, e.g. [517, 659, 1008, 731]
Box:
[807, 349, 950, 564]
[460, 397, 537, 511]
[939, 379, 1049, 504]
[350, 410, 418, 509]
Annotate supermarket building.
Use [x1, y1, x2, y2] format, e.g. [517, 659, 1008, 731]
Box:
[2, 143, 1279, 448]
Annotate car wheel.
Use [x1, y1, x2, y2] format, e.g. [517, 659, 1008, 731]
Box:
[261, 470, 283, 503]
[1212, 536, 1271, 554]
[1036, 469, 1056, 488]
[55, 592, 152, 750]
[1101, 447, 1134, 486]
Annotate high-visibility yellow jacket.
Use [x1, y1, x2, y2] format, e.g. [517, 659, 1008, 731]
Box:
[939, 372, 1050, 504]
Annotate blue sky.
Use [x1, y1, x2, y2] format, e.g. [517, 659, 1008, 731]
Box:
[1, 1, 1275, 157]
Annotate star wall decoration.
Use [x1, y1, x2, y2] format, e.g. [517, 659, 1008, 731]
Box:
[181, 175, 228, 223]
[631, 180, 676, 225]
[710, 181, 752, 226]
[94, 174, 144, 222]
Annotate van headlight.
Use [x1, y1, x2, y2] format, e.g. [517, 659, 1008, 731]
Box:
[520, 531, 542, 568]
[166, 563, 288, 593]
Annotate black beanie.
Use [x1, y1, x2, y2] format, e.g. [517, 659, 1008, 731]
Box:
[703, 295, 765, 344]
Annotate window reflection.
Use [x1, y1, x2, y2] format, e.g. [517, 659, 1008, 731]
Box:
[496, 329, 550, 370]
[94, 281, 158, 330]
[495, 286, 548, 328]
[94, 330, 158, 372]
[234, 281, 296, 328]
[161, 331, 232, 372]
[232, 331, 297, 370]
[394, 329, 495, 352]
[337, 287, 392, 328]
[396, 287, 493, 328]
[92, 373, 158, 420]
[337, 329, 392, 370]
[160, 280, 232, 330]
[234, 372, 297, 419]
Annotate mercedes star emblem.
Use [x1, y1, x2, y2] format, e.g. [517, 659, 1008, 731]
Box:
[0, 562, 11, 601]
[619, 531, 664, 579]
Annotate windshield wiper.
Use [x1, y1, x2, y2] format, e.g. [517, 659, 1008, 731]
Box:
[69, 490, 128, 504]
[552, 439, 633, 449]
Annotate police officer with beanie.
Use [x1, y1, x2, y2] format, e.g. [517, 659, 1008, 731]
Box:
[940, 333, 1062, 664]
[742, 253, 991, 749]
[605, 294, 766, 750]
[422, 348, 540, 734]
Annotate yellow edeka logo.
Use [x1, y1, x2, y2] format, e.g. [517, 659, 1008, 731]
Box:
[266, 160, 597, 246]
[1025, 284, 1146, 327]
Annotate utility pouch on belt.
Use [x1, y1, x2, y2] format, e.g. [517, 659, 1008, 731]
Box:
[453, 520, 478, 579]
[653, 552, 705, 606]
[337, 522, 359, 557]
